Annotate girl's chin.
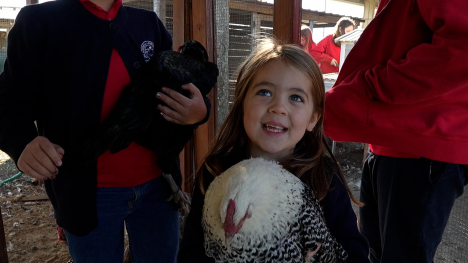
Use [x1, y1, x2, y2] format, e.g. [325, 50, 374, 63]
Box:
[250, 148, 293, 160]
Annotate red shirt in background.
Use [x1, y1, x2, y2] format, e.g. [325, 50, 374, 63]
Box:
[310, 35, 341, 74]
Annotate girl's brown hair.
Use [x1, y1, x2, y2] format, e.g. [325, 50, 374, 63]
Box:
[197, 38, 360, 205]
[300, 25, 315, 52]
[333, 17, 356, 47]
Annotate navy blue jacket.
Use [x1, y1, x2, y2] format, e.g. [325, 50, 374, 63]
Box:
[0, 0, 208, 236]
[179, 163, 370, 262]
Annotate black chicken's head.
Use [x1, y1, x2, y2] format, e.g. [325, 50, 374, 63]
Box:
[177, 40, 209, 63]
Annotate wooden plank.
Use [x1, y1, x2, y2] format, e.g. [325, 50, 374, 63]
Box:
[172, 0, 185, 50]
[0, 195, 49, 202]
[273, 0, 302, 45]
[229, 0, 365, 24]
[192, 0, 215, 171]
[182, 0, 217, 193]
[0, 207, 8, 263]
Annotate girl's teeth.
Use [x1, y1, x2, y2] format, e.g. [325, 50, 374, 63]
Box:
[264, 124, 286, 132]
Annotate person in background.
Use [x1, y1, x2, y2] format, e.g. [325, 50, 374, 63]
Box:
[0, 0, 210, 262]
[324, 0, 468, 262]
[300, 25, 316, 55]
[311, 17, 355, 74]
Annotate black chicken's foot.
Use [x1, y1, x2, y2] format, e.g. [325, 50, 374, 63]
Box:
[162, 173, 191, 215]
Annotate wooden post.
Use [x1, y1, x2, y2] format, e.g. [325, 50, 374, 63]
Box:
[26, 0, 38, 5]
[172, 0, 185, 51]
[273, 0, 302, 45]
[182, 0, 217, 192]
[0, 207, 8, 263]
[363, 0, 377, 28]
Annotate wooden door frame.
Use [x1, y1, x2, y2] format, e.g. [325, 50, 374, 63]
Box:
[273, 0, 302, 45]
[173, 0, 217, 193]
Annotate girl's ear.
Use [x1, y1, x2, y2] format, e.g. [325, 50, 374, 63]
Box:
[307, 112, 320, 132]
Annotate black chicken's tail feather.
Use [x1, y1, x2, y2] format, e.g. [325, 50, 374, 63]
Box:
[81, 121, 134, 164]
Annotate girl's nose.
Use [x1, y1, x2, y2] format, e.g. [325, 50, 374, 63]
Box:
[268, 98, 287, 115]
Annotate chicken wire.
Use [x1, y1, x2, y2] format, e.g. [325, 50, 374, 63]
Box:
[216, 0, 274, 125]
[0, 17, 13, 73]
[122, 0, 173, 36]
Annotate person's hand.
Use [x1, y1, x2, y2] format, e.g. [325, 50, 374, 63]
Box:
[330, 58, 339, 67]
[305, 243, 322, 263]
[18, 136, 64, 181]
[156, 83, 208, 125]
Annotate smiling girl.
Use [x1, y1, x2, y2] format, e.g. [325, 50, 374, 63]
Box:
[178, 38, 369, 262]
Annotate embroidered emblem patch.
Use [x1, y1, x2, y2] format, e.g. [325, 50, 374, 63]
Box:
[141, 41, 154, 63]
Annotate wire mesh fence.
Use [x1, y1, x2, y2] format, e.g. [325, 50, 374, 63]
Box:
[0, 17, 13, 73]
[122, 0, 173, 36]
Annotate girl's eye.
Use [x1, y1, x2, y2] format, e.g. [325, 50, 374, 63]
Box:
[290, 95, 303, 102]
[257, 89, 272, 96]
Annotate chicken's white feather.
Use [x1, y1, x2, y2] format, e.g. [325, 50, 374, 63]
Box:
[202, 158, 348, 262]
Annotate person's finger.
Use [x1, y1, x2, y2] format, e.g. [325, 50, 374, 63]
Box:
[181, 83, 202, 99]
[305, 243, 322, 263]
[30, 152, 58, 177]
[40, 140, 63, 167]
[21, 163, 48, 181]
[53, 144, 65, 161]
[156, 87, 186, 108]
[156, 92, 184, 114]
[158, 103, 183, 123]
[159, 110, 183, 125]
[21, 160, 53, 181]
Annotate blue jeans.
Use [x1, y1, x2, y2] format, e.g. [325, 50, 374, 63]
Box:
[359, 153, 467, 263]
[64, 176, 179, 263]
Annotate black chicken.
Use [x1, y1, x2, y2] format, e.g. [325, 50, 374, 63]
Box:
[83, 40, 219, 213]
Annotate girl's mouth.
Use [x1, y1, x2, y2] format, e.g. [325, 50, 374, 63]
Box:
[263, 124, 288, 132]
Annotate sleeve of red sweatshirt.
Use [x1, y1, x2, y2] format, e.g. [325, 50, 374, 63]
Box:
[364, 0, 468, 104]
[311, 35, 334, 64]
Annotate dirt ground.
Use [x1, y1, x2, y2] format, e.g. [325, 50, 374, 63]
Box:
[0, 151, 70, 263]
[0, 143, 466, 262]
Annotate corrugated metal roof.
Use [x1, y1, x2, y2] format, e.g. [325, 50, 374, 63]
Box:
[334, 29, 364, 43]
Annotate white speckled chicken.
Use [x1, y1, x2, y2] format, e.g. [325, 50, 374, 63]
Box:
[202, 158, 347, 263]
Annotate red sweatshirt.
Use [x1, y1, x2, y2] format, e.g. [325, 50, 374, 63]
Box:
[324, 0, 468, 165]
[310, 35, 340, 74]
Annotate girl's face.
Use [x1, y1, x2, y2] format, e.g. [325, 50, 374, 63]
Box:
[300, 36, 306, 47]
[243, 59, 319, 161]
[340, 25, 354, 35]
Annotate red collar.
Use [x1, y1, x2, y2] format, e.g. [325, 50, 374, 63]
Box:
[79, 0, 122, 20]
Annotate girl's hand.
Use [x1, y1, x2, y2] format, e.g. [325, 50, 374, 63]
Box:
[156, 83, 207, 125]
[18, 136, 64, 181]
[304, 243, 322, 263]
[330, 58, 339, 67]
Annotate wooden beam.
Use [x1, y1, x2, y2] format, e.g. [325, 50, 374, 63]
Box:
[273, 0, 302, 45]
[0, 207, 8, 263]
[172, 0, 185, 50]
[0, 195, 49, 202]
[26, 0, 38, 4]
[183, 0, 217, 192]
[229, 1, 365, 25]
